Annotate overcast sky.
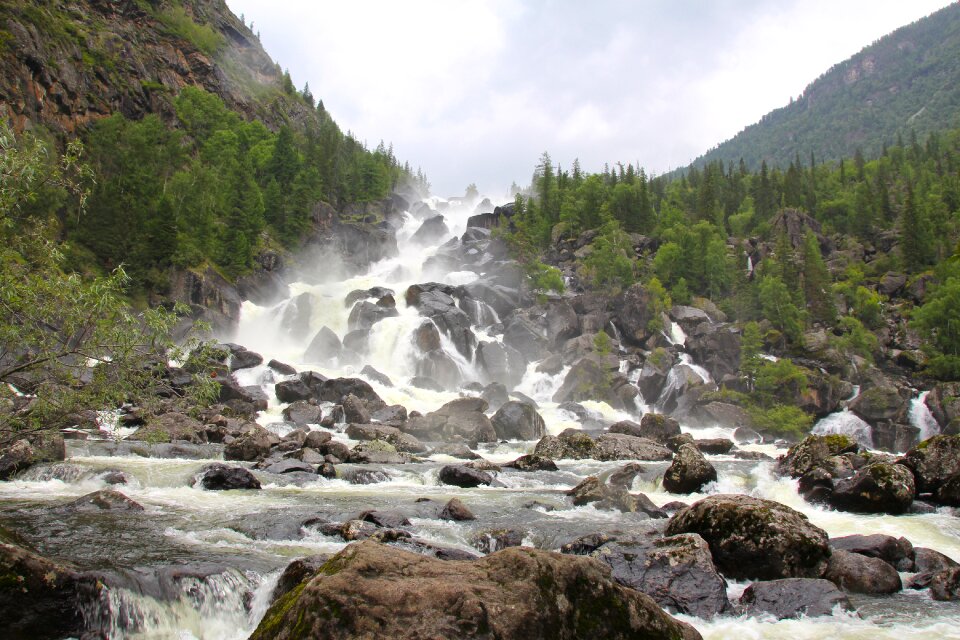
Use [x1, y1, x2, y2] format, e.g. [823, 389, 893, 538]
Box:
[226, 0, 953, 199]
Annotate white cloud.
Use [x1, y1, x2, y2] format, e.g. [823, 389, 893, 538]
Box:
[227, 0, 954, 197]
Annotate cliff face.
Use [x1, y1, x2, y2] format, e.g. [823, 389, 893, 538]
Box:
[0, 0, 313, 134]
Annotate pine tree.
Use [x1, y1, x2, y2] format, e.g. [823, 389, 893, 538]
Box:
[801, 231, 836, 324]
[900, 182, 932, 271]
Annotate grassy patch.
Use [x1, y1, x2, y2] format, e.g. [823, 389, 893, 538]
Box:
[156, 6, 223, 56]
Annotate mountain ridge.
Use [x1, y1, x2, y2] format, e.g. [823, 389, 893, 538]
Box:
[684, 2, 960, 173]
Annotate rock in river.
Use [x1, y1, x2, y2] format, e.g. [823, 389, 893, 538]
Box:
[249, 540, 702, 640]
[665, 494, 831, 580]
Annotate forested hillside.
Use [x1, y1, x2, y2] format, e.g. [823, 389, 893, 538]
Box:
[0, 0, 426, 298]
[507, 126, 960, 434]
[689, 2, 960, 172]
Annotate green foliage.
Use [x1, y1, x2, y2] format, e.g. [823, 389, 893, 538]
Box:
[156, 6, 224, 56]
[72, 87, 409, 286]
[525, 259, 564, 300]
[592, 331, 612, 356]
[581, 218, 635, 292]
[0, 123, 217, 443]
[913, 267, 960, 375]
[758, 274, 804, 345]
[754, 358, 808, 407]
[645, 276, 671, 334]
[833, 315, 879, 362]
[748, 404, 814, 440]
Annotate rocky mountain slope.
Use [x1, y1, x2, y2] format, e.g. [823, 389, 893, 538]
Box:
[688, 2, 960, 171]
[0, 0, 314, 134]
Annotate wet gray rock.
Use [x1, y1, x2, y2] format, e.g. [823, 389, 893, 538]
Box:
[303, 326, 342, 363]
[470, 529, 525, 554]
[637, 413, 682, 443]
[606, 463, 646, 490]
[738, 578, 854, 619]
[345, 423, 427, 453]
[504, 455, 558, 472]
[438, 498, 475, 521]
[666, 494, 831, 580]
[586, 534, 730, 618]
[694, 438, 734, 455]
[224, 425, 274, 462]
[930, 567, 960, 601]
[402, 398, 496, 443]
[776, 434, 859, 478]
[263, 459, 315, 475]
[594, 433, 673, 461]
[900, 435, 960, 499]
[828, 462, 915, 514]
[249, 541, 702, 640]
[268, 359, 297, 376]
[195, 463, 261, 490]
[662, 444, 717, 494]
[491, 401, 546, 441]
[913, 547, 960, 574]
[438, 465, 494, 488]
[62, 489, 144, 512]
[830, 534, 915, 571]
[476, 341, 527, 389]
[282, 401, 323, 427]
[823, 550, 902, 594]
[341, 394, 371, 424]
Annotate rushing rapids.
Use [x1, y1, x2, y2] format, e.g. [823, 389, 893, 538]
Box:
[2, 197, 959, 639]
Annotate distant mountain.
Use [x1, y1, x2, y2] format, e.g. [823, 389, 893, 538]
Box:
[689, 3, 960, 171]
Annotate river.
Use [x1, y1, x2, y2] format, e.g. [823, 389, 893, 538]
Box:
[1, 197, 958, 639]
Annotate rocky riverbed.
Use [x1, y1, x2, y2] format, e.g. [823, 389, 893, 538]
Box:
[2, 196, 959, 639]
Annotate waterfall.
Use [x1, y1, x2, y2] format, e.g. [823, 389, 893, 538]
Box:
[812, 409, 873, 449]
[909, 390, 940, 442]
[679, 353, 712, 384]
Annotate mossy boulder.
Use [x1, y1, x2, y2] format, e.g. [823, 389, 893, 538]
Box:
[249, 540, 702, 640]
[662, 444, 717, 494]
[900, 434, 960, 499]
[129, 412, 205, 444]
[665, 494, 831, 580]
[0, 541, 93, 639]
[828, 462, 915, 514]
[776, 434, 858, 478]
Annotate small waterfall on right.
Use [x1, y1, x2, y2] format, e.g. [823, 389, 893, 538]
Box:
[909, 390, 940, 441]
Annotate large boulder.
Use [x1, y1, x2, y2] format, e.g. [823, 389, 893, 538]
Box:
[613, 283, 657, 346]
[318, 377, 386, 411]
[534, 429, 599, 460]
[491, 401, 546, 441]
[583, 534, 729, 618]
[823, 550, 902, 594]
[665, 495, 831, 580]
[303, 326, 342, 363]
[224, 425, 274, 462]
[195, 463, 262, 490]
[830, 534, 915, 571]
[476, 341, 527, 389]
[552, 358, 629, 410]
[739, 578, 853, 619]
[438, 465, 495, 488]
[0, 433, 65, 480]
[662, 444, 717, 494]
[638, 414, 682, 443]
[594, 433, 673, 461]
[776, 434, 858, 478]
[344, 424, 427, 454]
[848, 385, 908, 423]
[828, 462, 915, 514]
[0, 542, 91, 639]
[402, 398, 496, 443]
[249, 541, 701, 640]
[930, 568, 960, 601]
[900, 435, 960, 497]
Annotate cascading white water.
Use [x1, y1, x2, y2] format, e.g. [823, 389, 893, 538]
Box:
[811, 410, 874, 448]
[679, 353, 712, 384]
[667, 321, 686, 346]
[909, 390, 940, 441]
[8, 194, 960, 640]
